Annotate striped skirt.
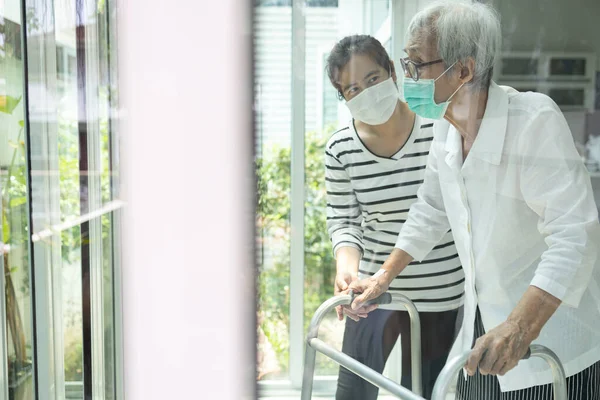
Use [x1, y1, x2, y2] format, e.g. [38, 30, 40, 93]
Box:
[456, 310, 600, 400]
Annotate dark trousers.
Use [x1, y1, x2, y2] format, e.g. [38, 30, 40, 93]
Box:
[336, 308, 460, 400]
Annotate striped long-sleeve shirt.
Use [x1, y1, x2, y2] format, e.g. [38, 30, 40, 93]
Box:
[326, 116, 464, 312]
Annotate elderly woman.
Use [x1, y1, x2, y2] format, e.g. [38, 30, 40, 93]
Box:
[348, 1, 600, 399]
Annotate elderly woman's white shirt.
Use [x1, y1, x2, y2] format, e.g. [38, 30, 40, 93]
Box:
[395, 82, 600, 392]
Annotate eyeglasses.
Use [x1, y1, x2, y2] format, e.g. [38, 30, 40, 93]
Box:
[400, 58, 444, 81]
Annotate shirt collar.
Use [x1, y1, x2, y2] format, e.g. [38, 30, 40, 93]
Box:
[437, 81, 509, 166]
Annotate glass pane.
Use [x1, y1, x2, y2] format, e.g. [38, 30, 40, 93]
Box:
[549, 58, 587, 76]
[303, 3, 340, 377]
[96, 0, 118, 397]
[500, 57, 538, 76]
[303, 0, 393, 378]
[101, 213, 115, 399]
[254, 0, 600, 397]
[24, 0, 120, 397]
[54, 3, 84, 394]
[369, 0, 389, 34]
[0, 2, 36, 398]
[97, 10, 117, 392]
[548, 88, 585, 107]
[255, 2, 292, 381]
[61, 228, 83, 395]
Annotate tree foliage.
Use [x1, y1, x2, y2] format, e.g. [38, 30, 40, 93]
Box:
[256, 126, 339, 377]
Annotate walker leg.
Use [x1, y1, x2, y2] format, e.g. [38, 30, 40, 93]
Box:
[300, 341, 317, 400]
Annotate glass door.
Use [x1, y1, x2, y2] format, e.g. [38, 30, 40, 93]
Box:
[0, 0, 122, 398]
[0, 1, 35, 398]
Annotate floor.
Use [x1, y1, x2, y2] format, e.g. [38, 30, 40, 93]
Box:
[259, 332, 458, 400]
[260, 389, 456, 399]
[261, 395, 399, 399]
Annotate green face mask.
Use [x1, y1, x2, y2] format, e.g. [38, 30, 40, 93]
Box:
[403, 62, 465, 120]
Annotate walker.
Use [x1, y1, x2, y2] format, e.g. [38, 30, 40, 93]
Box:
[301, 292, 568, 400]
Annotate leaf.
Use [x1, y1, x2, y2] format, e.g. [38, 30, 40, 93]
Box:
[8, 140, 18, 149]
[97, 0, 106, 14]
[13, 171, 26, 186]
[2, 212, 10, 243]
[0, 96, 22, 115]
[9, 197, 27, 208]
[18, 120, 24, 128]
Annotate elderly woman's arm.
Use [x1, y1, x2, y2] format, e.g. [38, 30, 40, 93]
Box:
[466, 105, 600, 376]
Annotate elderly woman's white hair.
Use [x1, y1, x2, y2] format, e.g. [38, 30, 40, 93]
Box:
[407, 0, 501, 90]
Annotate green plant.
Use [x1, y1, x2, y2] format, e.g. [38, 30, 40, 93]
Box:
[0, 94, 30, 373]
[256, 126, 338, 378]
[63, 321, 84, 382]
[1, 11, 115, 386]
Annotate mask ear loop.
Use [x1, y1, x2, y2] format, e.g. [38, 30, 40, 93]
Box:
[447, 81, 465, 102]
[433, 61, 465, 103]
[434, 61, 458, 82]
[388, 63, 401, 94]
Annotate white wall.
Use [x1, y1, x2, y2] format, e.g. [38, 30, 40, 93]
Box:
[118, 0, 255, 398]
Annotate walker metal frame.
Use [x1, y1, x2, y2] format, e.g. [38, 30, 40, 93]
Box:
[300, 293, 568, 400]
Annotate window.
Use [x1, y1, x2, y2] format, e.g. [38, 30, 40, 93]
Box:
[0, 9, 35, 399]
[255, 1, 293, 381]
[256, 0, 600, 398]
[255, 0, 393, 394]
[0, 0, 122, 398]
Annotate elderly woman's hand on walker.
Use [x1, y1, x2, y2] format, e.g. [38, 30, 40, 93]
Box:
[348, 270, 392, 311]
[465, 286, 562, 376]
[348, 248, 414, 311]
[334, 270, 378, 321]
[465, 319, 533, 376]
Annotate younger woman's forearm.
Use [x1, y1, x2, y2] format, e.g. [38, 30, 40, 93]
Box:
[335, 246, 361, 276]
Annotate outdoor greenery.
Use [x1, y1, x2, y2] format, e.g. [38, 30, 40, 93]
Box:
[1, 3, 115, 393]
[256, 126, 340, 378]
[0, 84, 114, 386]
[59, 90, 114, 383]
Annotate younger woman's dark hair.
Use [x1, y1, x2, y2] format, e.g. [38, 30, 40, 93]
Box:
[326, 35, 392, 100]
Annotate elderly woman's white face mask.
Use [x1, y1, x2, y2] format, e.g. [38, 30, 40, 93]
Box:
[402, 62, 465, 120]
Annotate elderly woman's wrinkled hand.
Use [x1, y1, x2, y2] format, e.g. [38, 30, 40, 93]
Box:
[465, 319, 534, 376]
[348, 274, 390, 312]
[334, 271, 378, 321]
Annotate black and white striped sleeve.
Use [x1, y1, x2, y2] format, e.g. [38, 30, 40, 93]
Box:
[325, 150, 364, 256]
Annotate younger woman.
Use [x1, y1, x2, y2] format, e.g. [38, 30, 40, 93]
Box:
[325, 35, 464, 399]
